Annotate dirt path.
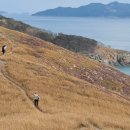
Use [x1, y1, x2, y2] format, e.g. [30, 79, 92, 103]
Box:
[0, 60, 43, 113]
[0, 59, 130, 115]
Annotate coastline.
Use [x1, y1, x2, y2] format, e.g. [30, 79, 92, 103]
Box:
[1, 14, 130, 75]
[116, 65, 130, 75]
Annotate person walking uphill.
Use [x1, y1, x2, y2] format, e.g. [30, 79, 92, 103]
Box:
[2, 45, 7, 55]
[34, 93, 40, 107]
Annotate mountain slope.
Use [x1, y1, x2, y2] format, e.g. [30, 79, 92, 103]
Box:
[0, 16, 130, 66]
[0, 27, 130, 129]
[33, 2, 130, 17]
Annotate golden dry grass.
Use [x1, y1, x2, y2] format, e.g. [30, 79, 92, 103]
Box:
[0, 26, 129, 130]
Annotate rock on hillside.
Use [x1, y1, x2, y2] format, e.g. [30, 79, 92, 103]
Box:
[94, 44, 130, 66]
[0, 26, 130, 129]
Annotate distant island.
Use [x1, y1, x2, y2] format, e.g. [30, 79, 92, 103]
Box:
[0, 11, 7, 15]
[33, 2, 130, 17]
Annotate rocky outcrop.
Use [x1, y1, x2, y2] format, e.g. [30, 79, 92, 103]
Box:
[88, 53, 130, 66]
[90, 46, 130, 66]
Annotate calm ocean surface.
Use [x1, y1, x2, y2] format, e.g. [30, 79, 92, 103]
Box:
[5, 14, 130, 75]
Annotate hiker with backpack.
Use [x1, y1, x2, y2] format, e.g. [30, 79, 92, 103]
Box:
[34, 93, 40, 107]
[2, 45, 7, 55]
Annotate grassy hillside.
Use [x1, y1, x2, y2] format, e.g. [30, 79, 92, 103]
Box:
[1, 15, 130, 66]
[0, 27, 130, 130]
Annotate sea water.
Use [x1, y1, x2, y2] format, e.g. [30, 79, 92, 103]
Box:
[4, 14, 130, 75]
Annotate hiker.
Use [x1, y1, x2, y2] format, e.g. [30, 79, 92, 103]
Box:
[2, 45, 7, 55]
[34, 93, 40, 107]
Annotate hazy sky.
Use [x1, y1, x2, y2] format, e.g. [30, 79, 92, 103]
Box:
[0, 0, 130, 13]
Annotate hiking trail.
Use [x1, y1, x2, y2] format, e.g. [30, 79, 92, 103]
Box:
[0, 60, 43, 113]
